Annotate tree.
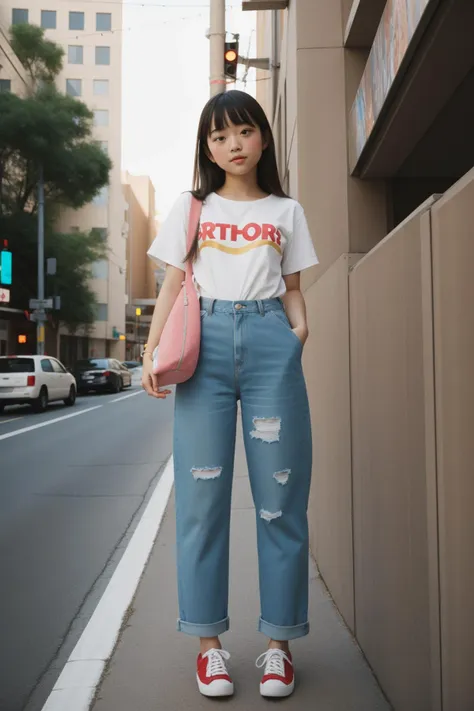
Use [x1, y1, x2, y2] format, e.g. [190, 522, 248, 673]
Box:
[0, 24, 113, 333]
[10, 22, 63, 85]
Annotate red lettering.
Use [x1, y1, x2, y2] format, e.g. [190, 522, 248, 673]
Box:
[231, 225, 244, 242]
[275, 229, 282, 246]
[215, 223, 231, 240]
[200, 222, 216, 241]
[262, 224, 277, 242]
[243, 223, 261, 241]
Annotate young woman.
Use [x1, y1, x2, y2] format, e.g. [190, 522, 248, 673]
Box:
[143, 90, 318, 699]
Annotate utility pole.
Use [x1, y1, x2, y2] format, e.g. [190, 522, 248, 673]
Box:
[209, 0, 226, 96]
[37, 165, 45, 355]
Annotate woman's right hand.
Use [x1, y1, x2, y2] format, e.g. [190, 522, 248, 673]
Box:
[141, 355, 172, 399]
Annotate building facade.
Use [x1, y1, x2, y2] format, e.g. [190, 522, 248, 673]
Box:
[246, 1, 474, 710]
[122, 172, 158, 360]
[0, 1, 126, 362]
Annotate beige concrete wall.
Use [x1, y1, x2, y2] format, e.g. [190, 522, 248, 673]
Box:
[304, 253, 363, 631]
[349, 198, 438, 711]
[430, 169, 474, 711]
[294, 1, 386, 292]
[258, 5, 474, 711]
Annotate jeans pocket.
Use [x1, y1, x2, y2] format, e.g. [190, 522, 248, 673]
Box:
[269, 310, 303, 350]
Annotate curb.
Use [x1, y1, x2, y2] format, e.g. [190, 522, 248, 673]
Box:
[40, 456, 174, 711]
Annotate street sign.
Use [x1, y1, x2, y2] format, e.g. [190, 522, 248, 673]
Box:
[47, 257, 57, 275]
[29, 298, 53, 310]
[29, 309, 46, 323]
[0, 287, 10, 304]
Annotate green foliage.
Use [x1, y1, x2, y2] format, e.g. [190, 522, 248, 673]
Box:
[10, 23, 64, 84]
[0, 86, 111, 213]
[0, 210, 108, 330]
[46, 229, 109, 331]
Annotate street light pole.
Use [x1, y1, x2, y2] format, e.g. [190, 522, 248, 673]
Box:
[135, 307, 141, 360]
[37, 164, 45, 355]
[210, 0, 226, 96]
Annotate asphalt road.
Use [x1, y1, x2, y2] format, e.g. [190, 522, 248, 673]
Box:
[0, 375, 174, 711]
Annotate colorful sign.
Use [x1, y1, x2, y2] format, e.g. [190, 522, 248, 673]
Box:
[0, 287, 10, 304]
[350, 0, 432, 164]
[0, 250, 12, 285]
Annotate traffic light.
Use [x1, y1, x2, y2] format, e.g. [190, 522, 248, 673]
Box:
[224, 40, 239, 80]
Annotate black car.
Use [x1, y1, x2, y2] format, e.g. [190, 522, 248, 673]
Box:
[74, 358, 132, 394]
[122, 360, 142, 370]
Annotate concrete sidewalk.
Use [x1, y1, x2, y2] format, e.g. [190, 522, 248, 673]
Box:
[92, 424, 391, 711]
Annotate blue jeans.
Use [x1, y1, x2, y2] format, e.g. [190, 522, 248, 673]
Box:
[173, 298, 312, 641]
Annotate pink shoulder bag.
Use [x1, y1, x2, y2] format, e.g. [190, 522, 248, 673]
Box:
[152, 196, 202, 386]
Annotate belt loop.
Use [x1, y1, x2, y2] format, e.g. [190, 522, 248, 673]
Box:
[257, 299, 264, 316]
[207, 299, 215, 316]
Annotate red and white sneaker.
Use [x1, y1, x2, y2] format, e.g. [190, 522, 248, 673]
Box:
[196, 648, 234, 697]
[256, 648, 295, 697]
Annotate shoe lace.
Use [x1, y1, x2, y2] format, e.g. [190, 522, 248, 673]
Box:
[203, 648, 231, 677]
[255, 649, 290, 676]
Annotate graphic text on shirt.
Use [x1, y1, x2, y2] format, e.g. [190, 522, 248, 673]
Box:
[198, 222, 282, 255]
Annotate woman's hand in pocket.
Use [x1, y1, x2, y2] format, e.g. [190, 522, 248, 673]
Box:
[292, 325, 309, 347]
[141, 355, 172, 399]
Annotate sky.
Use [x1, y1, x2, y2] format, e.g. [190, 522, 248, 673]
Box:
[121, 0, 257, 218]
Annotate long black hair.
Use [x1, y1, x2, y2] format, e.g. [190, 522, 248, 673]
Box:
[185, 90, 288, 262]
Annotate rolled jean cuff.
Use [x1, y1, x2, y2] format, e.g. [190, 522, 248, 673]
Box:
[177, 616, 230, 637]
[258, 617, 309, 641]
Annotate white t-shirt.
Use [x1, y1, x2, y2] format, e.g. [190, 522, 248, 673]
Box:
[147, 191, 319, 300]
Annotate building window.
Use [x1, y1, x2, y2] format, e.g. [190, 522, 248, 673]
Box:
[93, 109, 109, 127]
[96, 13, 112, 31]
[66, 78, 82, 97]
[93, 186, 109, 206]
[95, 46, 110, 65]
[69, 11, 85, 31]
[93, 79, 109, 96]
[0, 80, 11, 93]
[68, 45, 83, 64]
[12, 8, 28, 24]
[96, 303, 108, 321]
[92, 260, 109, 280]
[92, 227, 108, 241]
[41, 10, 56, 29]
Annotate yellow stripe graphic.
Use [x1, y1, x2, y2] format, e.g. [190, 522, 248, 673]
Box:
[199, 240, 281, 256]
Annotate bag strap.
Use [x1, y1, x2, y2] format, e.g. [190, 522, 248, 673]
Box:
[185, 195, 202, 281]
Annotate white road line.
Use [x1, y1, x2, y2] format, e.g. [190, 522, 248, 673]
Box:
[41, 456, 175, 711]
[0, 416, 24, 425]
[0, 406, 103, 442]
[109, 390, 144, 403]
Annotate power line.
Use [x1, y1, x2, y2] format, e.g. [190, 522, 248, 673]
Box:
[0, 14, 206, 60]
[57, 1, 242, 7]
[56, 13, 205, 42]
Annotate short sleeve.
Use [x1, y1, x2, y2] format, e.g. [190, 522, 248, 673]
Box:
[281, 203, 319, 276]
[147, 191, 192, 271]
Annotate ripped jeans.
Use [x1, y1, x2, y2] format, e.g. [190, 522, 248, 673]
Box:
[173, 298, 312, 641]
